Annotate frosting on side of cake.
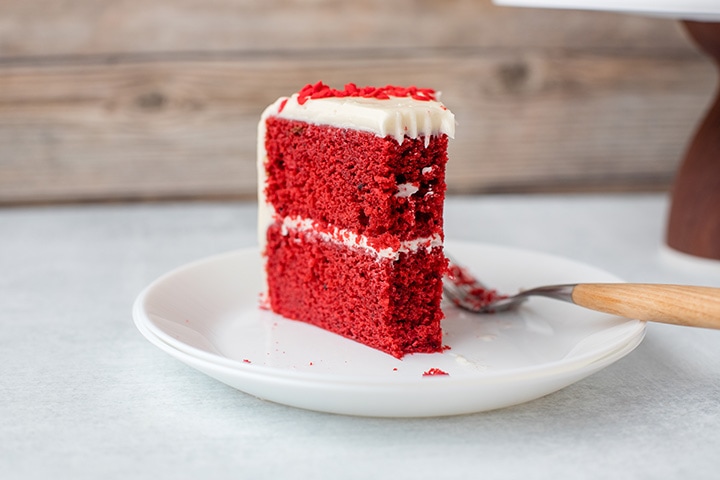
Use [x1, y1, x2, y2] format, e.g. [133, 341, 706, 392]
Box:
[257, 116, 274, 249]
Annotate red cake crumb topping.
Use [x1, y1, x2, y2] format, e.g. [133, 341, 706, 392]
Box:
[295, 81, 437, 105]
[423, 368, 449, 377]
[446, 263, 507, 311]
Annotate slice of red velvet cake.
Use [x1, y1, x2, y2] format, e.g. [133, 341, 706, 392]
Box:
[257, 82, 455, 358]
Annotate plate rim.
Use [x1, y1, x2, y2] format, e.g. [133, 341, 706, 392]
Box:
[134, 305, 646, 416]
[132, 241, 647, 386]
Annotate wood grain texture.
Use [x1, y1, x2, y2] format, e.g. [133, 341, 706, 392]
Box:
[667, 22, 720, 260]
[0, 0, 714, 203]
[572, 284, 720, 329]
[0, 0, 693, 56]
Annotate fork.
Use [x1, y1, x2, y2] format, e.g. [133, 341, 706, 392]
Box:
[443, 258, 720, 329]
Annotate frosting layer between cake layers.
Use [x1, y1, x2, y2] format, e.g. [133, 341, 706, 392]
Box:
[279, 215, 443, 261]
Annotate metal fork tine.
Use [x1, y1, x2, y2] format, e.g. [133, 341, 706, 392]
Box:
[443, 253, 515, 313]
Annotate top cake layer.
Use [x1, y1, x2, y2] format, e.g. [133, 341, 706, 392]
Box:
[259, 82, 455, 145]
[257, 82, 454, 251]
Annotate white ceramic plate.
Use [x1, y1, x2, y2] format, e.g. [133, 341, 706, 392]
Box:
[133, 241, 646, 417]
[493, 0, 720, 21]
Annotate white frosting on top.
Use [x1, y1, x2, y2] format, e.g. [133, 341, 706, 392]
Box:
[260, 93, 455, 145]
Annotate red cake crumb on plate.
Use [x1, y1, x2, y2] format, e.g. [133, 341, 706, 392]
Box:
[258, 82, 455, 358]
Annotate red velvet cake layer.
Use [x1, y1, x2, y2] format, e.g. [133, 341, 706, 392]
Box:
[261, 84, 452, 358]
[265, 223, 445, 358]
[264, 118, 447, 243]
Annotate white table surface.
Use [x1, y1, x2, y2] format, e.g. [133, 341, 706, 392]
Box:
[3, 193, 720, 480]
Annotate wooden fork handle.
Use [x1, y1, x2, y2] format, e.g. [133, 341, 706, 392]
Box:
[571, 284, 720, 329]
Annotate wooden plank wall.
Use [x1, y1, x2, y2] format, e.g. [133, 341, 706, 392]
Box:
[0, 0, 714, 204]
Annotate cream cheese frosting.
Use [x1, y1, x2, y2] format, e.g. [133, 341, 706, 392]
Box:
[260, 93, 455, 146]
[280, 216, 443, 261]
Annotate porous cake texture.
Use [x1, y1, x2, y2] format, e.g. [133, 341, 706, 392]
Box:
[257, 82, 455, 358]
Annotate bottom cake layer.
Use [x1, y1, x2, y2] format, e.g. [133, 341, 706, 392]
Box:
[264, 223, 446, 358]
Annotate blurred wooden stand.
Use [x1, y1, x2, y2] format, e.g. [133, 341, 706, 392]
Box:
[667, 21, 720, 260]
